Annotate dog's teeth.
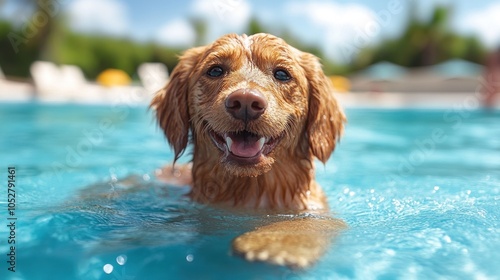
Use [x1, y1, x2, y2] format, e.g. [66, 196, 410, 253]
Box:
[225, 136, 233, 149]
[258, 137, 266, 150]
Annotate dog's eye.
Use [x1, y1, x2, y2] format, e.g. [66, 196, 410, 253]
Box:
[207, 66, 225, 78]
[273, 69, 291, 82]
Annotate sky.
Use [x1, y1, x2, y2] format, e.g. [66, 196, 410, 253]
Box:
[1, 0, 500, 62]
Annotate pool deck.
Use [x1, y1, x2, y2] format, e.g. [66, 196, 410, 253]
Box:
[335, 91, 500, 109]
[1, 79, 499, 109]
[0, 79, 154, 105]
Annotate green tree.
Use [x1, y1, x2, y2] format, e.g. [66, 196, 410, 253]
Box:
[354, 3, 487, 70]
[247, 17, 267, 35]
[190, 18, 207, 46]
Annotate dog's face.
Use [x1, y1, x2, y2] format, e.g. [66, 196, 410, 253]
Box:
[152, 33, 344, 177]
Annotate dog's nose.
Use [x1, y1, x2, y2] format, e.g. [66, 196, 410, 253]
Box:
[225, 89, 267, 121]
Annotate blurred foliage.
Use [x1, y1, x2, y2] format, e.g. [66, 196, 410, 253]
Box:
[0, 18, 183, 79]
[0, 20, 39, 77]
[352, 5, 488, 71]
[0, 2, 490, 79]
[190, 17, 207, 47]
[49, 29, 183, 80]
[0, 0, 184, 79]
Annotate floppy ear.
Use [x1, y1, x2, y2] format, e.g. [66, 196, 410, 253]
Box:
[301, 52, 346, 163]
[150, 47, 205, 162]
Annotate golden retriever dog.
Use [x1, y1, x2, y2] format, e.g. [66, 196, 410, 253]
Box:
[151, 33, 346, 268]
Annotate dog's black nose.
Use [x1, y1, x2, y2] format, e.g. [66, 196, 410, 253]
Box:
[225, 89, 267, 121]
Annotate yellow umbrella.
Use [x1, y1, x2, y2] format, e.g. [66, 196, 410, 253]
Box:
[329, 75, 351, 93]
[97, 69, 131, 87]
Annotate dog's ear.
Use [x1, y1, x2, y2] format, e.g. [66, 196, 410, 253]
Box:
[301, 52, 346, 163]
[151, 46, 205, 162]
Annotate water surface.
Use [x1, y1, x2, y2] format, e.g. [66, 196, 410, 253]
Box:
[0, 103, 499, 279]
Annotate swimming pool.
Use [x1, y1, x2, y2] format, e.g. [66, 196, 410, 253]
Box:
[1, 102, 499, 280]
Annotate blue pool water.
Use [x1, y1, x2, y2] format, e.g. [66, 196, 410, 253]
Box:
[0, 102, 499, 280]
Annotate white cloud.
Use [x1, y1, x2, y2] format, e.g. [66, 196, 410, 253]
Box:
[156, 19, 196, 47]
[190, 0, 251, 43]
[459, 3, 500, 48]
[67, 0, 128, 36]
[287, 1, 392, 62]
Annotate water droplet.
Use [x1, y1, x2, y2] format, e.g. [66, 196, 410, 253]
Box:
[343, 188, 350, 194]
[103, 264, 113, 274]
[385, 249, 396, 256]
[143, 174, 151, 181]
[408, 266, 418, 273]
[186, 254, 194, 262]
[433, 186, 440, 191]
[443, 235, 452, 243]
[116, 254, 127, 265]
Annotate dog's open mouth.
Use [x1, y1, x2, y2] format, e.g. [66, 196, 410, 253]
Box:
[209, 129, 282, 165]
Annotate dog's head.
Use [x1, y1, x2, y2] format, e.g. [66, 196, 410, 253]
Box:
[152, 33, 345, 177]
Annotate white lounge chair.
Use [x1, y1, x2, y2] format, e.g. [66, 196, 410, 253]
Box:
[30, 61, 70, 102]
[31, 61, 154, 104]
[30, 61, 106, 103]
[137, 63, 169, 93]
[59, 64, 108, 103]
[0, 65, 34, 101]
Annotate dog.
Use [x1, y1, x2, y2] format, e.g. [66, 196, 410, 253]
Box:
[151, 33, 346, 268]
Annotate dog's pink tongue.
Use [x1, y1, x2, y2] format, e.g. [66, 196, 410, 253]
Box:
[226, 134, 265, 158]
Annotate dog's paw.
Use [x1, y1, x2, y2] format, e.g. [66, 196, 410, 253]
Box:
[232, 217, 345, 268]
[155, 163, 193, 186]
